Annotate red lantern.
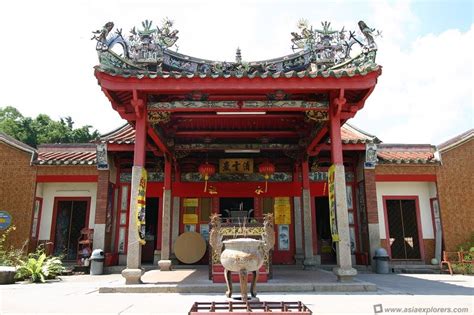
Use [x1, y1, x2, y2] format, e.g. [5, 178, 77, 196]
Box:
[198, 162, 216, 192]
[258, 160, 275, 192]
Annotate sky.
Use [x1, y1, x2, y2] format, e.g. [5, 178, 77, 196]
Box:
[0, 0, 472, 145]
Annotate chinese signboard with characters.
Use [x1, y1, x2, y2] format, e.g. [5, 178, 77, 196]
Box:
[183, 198, 199, 207]
[219, 159, 253, 174]
[183, 214, 198, 224]
[328, 165, 340, 242]
[136, 168, 147, 245]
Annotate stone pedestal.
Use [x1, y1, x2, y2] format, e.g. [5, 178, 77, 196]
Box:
[158, 189, 173, 271]
[293, 197, 304, 266]
[333, 266, 357, 282]
[122, 166, 144, 284]
[121, 268, 144, 285]
[368, 223, 381, 272]
[333, 164, 357, 281]
[302, 189, 318, 267]
[158, 259, 172, 271]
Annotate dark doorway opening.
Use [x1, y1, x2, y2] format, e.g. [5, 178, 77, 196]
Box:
[315, 197, 336, 264]
[219, 198, 254, 221]
[142, 197, 159, 263]
[386, 199, 421, 260]
[53, 199, 89, 260]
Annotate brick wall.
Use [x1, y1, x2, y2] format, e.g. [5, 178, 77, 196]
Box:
[375, 165, 437, 175]
[437, 139, 474, 251]
[364, 169, 378, 224]
[0, 143, 36, 249]
[95, 170, 110, 225]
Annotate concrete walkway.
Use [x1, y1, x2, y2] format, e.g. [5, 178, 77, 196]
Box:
[0, 271, 472, 314]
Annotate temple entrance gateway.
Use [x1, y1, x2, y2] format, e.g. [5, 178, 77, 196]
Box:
[93, 18, 381, 282]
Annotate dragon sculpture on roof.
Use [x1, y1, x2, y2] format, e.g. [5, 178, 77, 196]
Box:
[93, 18, 380, 76]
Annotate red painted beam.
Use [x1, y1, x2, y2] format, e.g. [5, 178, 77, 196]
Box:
[147, 127, 171, 156]
[174, 131, 299, 138]
[306, 126, 329, 155]
[172, 113, 303, 120]
[149, 106, 326, 113]
[316, 143, 366, 151]
[107, 143, 135, 151]
[36, 175, 98, 183]
[375, 174, 437, 182]
[95, 70, 381, 93]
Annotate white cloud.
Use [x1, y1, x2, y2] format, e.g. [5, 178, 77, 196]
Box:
[0, 0, 472, 146]
[353, 24, 474, 144]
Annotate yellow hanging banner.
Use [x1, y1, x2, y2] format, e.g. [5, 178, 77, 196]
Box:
[274, 197, 291, 224]
[136, 168, 147, 245]
[328, 165, 340, 242]
[183, 214, 199, 224]
[183, 198, 198, 207]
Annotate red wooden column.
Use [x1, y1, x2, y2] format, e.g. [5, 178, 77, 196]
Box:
[301, 159, 318, 268]
[122, 96, 147, 284]
[158, 156, 173, 271]
[329, 92, 357, 281]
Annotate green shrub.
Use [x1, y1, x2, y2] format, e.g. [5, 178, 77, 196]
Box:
[453, 233, 474, 275]
[0, 226, 26, 266]
[15, 246, 65, 283]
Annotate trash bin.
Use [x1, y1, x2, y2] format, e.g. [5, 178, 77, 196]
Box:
[90, 249, 105, 275]
[373, 248, 390, 274]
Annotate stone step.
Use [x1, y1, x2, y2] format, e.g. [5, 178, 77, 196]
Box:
[390, 264, 440, 274]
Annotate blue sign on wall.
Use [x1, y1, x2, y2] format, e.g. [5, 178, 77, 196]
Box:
[0, 211, 12, 230]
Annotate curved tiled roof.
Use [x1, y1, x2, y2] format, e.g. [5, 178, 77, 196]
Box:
[95, 64, 381, 80]
[34, 144, 97, 165]
[99, 124, 135, 144]
[376, 144, 439, 164]
[340, 123, 380, 144]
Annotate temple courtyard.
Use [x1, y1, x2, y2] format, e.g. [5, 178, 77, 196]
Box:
[0, 270, 472, 314]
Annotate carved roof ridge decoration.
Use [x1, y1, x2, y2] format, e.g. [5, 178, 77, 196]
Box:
[93, 19, 380, 78]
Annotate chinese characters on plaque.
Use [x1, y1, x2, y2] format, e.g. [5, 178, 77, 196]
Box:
[219, 159, 254, 174]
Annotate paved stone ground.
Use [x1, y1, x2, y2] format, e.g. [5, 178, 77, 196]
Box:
[0, 272, 472, 314]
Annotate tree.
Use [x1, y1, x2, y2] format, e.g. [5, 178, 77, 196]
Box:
[0, 106, 100, 147]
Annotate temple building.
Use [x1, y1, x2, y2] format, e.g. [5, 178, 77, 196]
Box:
[1, 19, 471, 283]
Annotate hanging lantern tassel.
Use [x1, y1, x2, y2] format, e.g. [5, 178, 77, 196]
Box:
[204, 174, 209, 192]
[198, 162, 216, 193]
[264, 174, 269, 192]
[258, 161, 275, 193]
